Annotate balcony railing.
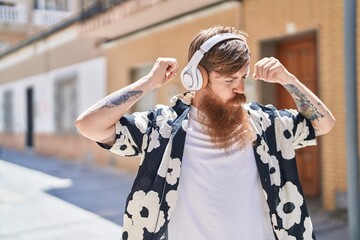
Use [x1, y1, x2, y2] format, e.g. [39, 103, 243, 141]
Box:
[0, 5, 72, 26]
[80, 0, 127, 19]
[0, 5, 27, 24]
[0, 0, 136, 58]
[33, 9, 72, 26]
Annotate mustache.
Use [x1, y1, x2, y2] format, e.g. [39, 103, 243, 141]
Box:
[227, 93, 247, 106]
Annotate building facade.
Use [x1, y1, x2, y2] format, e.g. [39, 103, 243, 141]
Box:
[0, 0, 355, 211]
[0, 0, 82, 51]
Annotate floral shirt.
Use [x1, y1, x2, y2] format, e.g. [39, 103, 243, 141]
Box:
[99, 93, 317, 240]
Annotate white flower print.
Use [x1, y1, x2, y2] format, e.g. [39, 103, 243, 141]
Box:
[165, 190, 178, 220]
[269, 155, 281, 186]
[166, 158, 181, 185]
[182, 92, 193, 105]
[303, 217, 314, 239]
[293, 120, 314, 149]
[253, 108, 271, 132]
[139, 134, 149, 166]
[271, 214, 278, 228]
[157, 139, 172, 177]
[157, 138, 182, 185]
[255, 141, 280, 186]
[154, 211, 165, 232]
[181, 119, 188, 132]
[122, 214, 144, 240]
[256, 139, 270, 163]
[142, 134, 148, 151]
[257, 109, 271, 132]
[169, 95, 179, 107]
[157, 138, 181, 185]
[127, 190, 165, 233]
[275, 117, 295, 160]
[263, 190, 268, 201]
[139, 155, 145, 167]
[169, 93, 192, 107]
[111, 123, 136, 156]
[274, 229, 296, 240]
[134, 112, 149, 134]
[156, 115, 172, 139]
[148, 130, 160, 152]
[276, 182, 304, 229]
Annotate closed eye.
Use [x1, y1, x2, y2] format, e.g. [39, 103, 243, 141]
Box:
[225, 74, 248, 83]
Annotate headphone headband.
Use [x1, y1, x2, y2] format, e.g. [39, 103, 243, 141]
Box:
[181, 33, 243, 91]
[200, 33, 242, 52]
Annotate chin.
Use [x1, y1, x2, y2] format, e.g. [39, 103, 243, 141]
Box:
[232, 103, 242, 108]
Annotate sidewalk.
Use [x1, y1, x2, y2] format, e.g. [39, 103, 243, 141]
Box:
[0, 148, 135, 240]
[306, 198, 349, 240]
[0, 148, 349, 240]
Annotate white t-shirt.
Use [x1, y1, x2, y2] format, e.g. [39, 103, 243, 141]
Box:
[167, 106, 275, 240]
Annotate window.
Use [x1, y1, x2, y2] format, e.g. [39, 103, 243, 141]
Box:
[2, 90, 13, 133]
[55, 76, 77, 134]
[131, 65, 158, 112]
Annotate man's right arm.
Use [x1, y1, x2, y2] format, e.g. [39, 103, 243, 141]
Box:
[75, 58, 179, 146]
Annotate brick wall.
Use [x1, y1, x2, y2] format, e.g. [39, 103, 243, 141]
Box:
[244, 0, 345, 210]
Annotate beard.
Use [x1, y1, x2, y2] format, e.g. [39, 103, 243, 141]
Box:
[197, 90, 253, 151]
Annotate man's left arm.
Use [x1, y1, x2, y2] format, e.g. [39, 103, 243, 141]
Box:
[253, 57, 336, 136]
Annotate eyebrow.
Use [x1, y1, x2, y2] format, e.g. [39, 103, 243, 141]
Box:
[228, 73, 249, 79]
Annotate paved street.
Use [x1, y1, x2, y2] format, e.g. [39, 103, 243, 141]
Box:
[0, 148, 349, 240]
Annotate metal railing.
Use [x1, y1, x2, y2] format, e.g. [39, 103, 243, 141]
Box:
[33, 9, 72, 26]
[0, 5, 73, 26]
[80, 0, 128, 19]
[0, 0, 128, 58]
[0, 5, 27, 24]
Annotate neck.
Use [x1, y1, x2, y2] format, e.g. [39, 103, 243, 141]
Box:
[192, 89, 206, 109]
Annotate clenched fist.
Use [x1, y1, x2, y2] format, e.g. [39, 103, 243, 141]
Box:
[253, 57, 295, 85]
[148, 57, 179, 88]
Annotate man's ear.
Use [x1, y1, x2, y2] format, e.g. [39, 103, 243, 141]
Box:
[198, 65, 208, 89]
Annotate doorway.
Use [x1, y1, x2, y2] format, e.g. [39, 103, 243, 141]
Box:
[276, 34, 320, 197]
[26, 87, 34, 148]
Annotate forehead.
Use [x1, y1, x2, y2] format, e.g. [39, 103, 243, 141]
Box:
[213, 64, 250, 78]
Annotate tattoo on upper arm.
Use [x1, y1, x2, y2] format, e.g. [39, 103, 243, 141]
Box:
[102, 90, 143, 108]
[284, 84, 324, 121]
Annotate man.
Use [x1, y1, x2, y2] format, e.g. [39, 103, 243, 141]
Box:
[76, 26, 335, 240]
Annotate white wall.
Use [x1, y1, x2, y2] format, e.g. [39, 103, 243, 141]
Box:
[0, 57, 106, 134]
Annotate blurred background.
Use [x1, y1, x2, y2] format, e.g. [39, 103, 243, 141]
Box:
[0, 0, 356, 239]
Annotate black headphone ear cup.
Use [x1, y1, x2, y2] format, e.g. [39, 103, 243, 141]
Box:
[197, 65, 208, 89]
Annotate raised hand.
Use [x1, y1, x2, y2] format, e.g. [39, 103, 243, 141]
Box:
[252, 57, 293, 85]
[148, 57, 179, 88]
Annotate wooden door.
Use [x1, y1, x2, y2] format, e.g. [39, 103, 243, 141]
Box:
[277, 35, 320, 197]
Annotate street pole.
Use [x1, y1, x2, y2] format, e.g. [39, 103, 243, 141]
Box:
[344, 0, 360, 240]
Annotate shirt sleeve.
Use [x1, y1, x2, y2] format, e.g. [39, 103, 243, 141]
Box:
[97, 110, 150, 157]
[277, 108, 317, 149]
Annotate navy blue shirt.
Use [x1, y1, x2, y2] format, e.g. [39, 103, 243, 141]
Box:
[99, 93, 317, 240]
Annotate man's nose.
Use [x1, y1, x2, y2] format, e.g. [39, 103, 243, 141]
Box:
[233, 80, 245, 94]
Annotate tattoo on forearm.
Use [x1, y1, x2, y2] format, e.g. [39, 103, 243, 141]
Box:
[102, 90, 143, 108]
[284, 84, 325, 121]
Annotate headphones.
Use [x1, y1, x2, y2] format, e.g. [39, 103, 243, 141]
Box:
[180, 33, 244, 91]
